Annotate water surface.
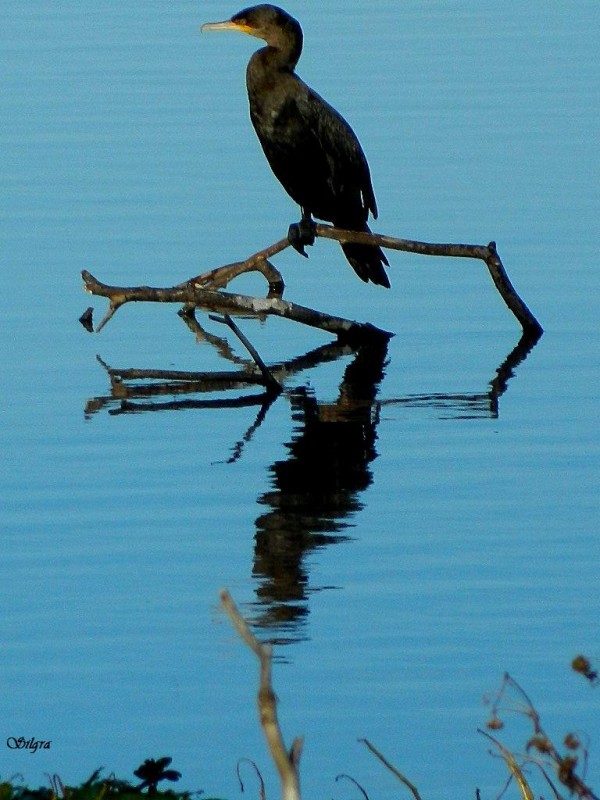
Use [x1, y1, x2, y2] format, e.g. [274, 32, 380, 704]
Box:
[1, 2, 599, 799]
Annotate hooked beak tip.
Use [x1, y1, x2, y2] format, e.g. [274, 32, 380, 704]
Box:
[201, 20, 234, 33]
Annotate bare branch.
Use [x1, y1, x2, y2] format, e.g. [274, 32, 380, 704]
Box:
[96, 296, 125, 332]
[82, 269, 389, 341]
[181, 237, 289, 294]
[82, 223, 542, 336]
[314, 225, 542, 336]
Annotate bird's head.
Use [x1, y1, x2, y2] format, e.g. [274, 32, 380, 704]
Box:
[202, 4, 302, 53]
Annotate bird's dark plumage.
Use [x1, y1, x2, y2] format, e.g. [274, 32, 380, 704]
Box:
[202, 4, 390, 288]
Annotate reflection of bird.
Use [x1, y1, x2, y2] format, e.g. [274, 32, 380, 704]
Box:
[202, 4, 390, 288]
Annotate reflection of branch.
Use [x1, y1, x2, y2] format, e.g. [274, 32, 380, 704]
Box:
[381, 392, 492, 419]
[85, 338, 363, 420]
[220, 589, 302, 800]
[87, 318, 540, 427]
[221, 397, 277, 465]
[103, 392, 271, 416]
[95, 354, 266, 389]
[382, 328, 542, 419]
[178, 308, 253, 366]
[489, 329, 542, 414]
[84, 354, 272, 417]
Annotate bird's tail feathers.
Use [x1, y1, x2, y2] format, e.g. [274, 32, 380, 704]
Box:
[339, 223, 390, 288]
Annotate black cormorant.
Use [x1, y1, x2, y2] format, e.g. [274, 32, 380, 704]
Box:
[202, 4, 390, 288]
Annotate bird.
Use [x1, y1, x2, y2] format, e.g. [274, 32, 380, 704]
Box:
[202, 4, 390, 288]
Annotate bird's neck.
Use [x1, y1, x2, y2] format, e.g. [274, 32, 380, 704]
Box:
[254, 42, 300, 74]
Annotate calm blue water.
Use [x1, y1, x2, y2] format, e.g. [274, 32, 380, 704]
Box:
[1, 2, 599, 799]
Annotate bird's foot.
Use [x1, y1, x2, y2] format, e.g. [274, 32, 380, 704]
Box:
[288, 217, 316, 257]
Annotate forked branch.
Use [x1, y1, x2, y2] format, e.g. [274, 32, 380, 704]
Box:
[81, 224, 542, 338]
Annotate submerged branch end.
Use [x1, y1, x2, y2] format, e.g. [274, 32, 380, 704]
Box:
[313, 225, 542, 335]
[209, 314, 282, 394]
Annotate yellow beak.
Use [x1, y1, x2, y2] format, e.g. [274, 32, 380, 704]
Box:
[201, 20, 254, 35]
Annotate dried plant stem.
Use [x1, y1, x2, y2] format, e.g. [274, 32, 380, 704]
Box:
[220, 589, 303, 800]
[478, 729, 535, 800]
[359, 738, 422, 800]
